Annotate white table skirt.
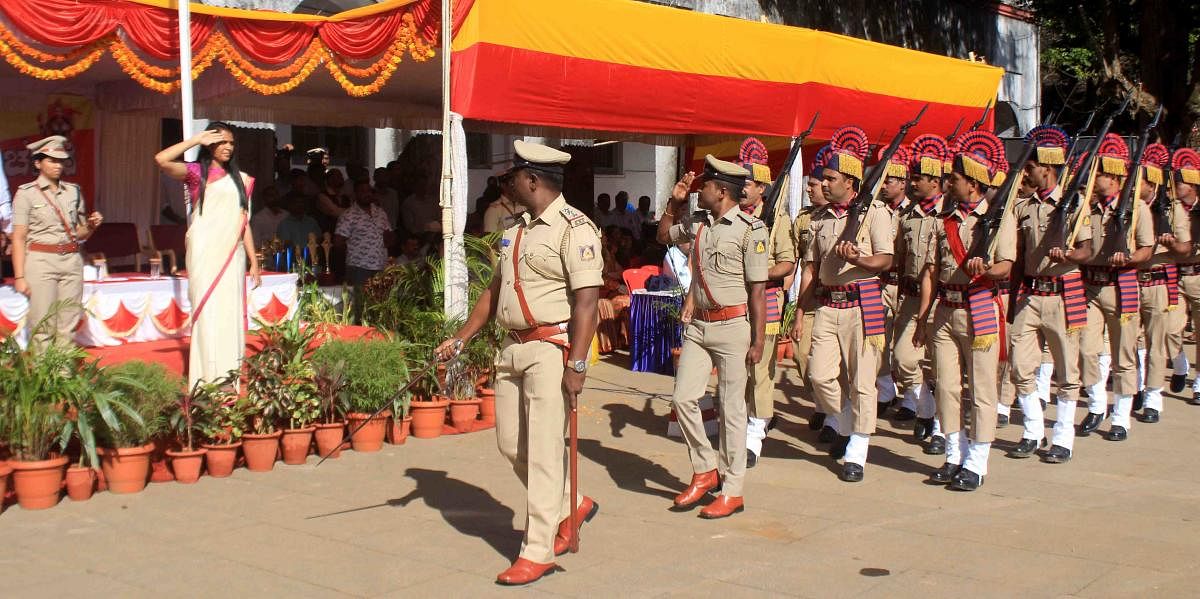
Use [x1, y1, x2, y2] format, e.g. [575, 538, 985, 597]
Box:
[0, 272, 298, 348]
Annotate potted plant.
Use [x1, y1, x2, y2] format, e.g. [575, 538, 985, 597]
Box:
[777, 300, 798, 361]
[167, 380, 211, 484]
[277, 360, 320, 465]
[103, 361, 182, 484]
[194, 371, 247, 478]
[462, 323, 503, 427]
[445, 356, 481, 434]
[312, 359, 349, 458]
[314, 338, 411, 451]
[96, 361, 176, 495]
[0, 337, 81, 509]
[60, 359, 145, 501]
[387, 390, 412, 445]
[242, 317, 322, 471]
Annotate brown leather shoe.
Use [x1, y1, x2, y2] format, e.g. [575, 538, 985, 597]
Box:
[496, 558, 558, 586]
[554, 496, 600, 556]
[698, 494, 744, 519]
[672, 469, 720, 509]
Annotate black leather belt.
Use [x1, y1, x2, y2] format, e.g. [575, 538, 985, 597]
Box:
[1180, 263, 1200, 277]
[1023, 276, 1064, 294]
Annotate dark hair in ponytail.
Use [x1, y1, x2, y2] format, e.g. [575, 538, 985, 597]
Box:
[195, 121, 248, 215]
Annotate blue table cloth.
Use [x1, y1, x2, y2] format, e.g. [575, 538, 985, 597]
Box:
[629, 291, 683, 374]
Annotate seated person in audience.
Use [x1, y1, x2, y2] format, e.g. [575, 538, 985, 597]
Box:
[662, 240, 692, 292]
[276, 190, 322, 254]
[614, 191, 644, 240]
[595, 193, 615, 229]
[335, 181, 395, 322]
[250, 185, 287, 248]
[396, 235, 427, 266]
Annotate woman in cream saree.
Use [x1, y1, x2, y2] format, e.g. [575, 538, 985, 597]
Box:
[155, 122, 261, 388]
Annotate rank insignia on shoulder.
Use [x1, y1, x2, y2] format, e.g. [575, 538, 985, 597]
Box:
[580, 244, 596, 261]
[754, 240, 766, 254]
[750, 219, 766, 230]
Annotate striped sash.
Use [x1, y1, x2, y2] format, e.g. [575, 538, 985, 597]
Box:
[942, 215, 1002, 354]
[1115, 268, 1139, 322]
[1061, 271, 1088, 331]
[764, 287, 783, 335]
[1166, 264, 1180, 309]
[857, 278, 886, 350]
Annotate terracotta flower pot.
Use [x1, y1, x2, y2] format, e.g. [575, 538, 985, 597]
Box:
[149, 438, 175, 483]
[386, 416, 412, 445]
[410, 397, 450, 439]
[65, 466, 96, 501]
[477, 388, 496, 425]
[9, 456, 68, 510]
[775, 338, 791, 362]
[98, 444, 155, 495]
[314, 422, 345, 459]
[449, 398, 482, 433]
[166, 448, 207, 484]
[346, 412, 389, 452]
[0, 461, 11, 511]
[242, 431, 282, 472]
[280, 427, 316, 465]
[201, 442, 241, 478]
[671, 348, 682, 372]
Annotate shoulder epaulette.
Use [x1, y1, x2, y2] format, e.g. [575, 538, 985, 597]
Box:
[560, 205, 591, 228]
[737, 211, 766, 230]
[691, 209, 708, 220]
[17, 182, 35, 190]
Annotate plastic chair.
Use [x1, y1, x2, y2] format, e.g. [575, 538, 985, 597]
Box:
[85, 222, 156, 272]
[622, 265, 661, 292]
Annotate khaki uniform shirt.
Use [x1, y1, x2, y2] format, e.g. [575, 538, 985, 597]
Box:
[1147, 200, 1191, 268]
[926, 199, 1017, 285]
[1176, 199, 1200, 263]
[896, 196, 943, 281]
[1016, 186, 1093, 277]
[496, 195, 603, 330]
[767, 213, 797, 270]
[1082, 197, 1155, 268]
[670, 205, 769, 310]
[805, 199, 894, 286]
[483, 196, 524, 234]
[12, 175, 85, 245]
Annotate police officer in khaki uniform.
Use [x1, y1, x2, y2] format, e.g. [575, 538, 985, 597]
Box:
[437, 141, 601, 586]
[792, 145, 831, 434]
[1076, 134, 1155, 440]
[737, 158, 796, 467]
[877, 147, 909, 419]
[1167, 149, 1200, 409]
[10, 135, 103, 351]
[916, 131, 1014, 491]
[658, 155, 768, 519]
[894, 135, 949, 450]
[1133, 143, 1191, 427]
[791, 126, 894, 483]
[1008, 131, 1094, 464]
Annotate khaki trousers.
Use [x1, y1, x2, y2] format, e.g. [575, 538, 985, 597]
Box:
[1010, 294, 1081, 399]
[930, 304, 999, 443]
[495, 337, 579, 564]
[24, 250, 83, 352]
[1081, 285, 1140, 395]
[747, 333, 778, 419]
[792, 310, 815, 385]
[879, 284, 898, 377]
[672, 317, 751, 496]
[808, 304, 880, 434]
[1179, 274, 1200, 363]
[1139, 284, 1183, 390]
[891, 292, 929, 393]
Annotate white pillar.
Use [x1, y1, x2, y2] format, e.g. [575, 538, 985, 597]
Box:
[373, 128, 398, 169]
[653, 144, 678, 218]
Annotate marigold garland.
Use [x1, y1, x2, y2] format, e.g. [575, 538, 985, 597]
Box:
[0, 34, 105, 80]
[0, 10, 436, 96]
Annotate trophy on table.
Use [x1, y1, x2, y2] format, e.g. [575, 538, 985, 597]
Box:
[318, 232, 336, 285]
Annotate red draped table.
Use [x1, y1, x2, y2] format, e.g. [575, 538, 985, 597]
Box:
[0, 272, 298, 348]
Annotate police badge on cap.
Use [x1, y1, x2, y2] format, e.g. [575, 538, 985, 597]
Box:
[27, 135, 70, 160]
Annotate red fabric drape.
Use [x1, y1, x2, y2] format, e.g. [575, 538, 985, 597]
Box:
[320, 12, 405, 59]
[121, 5, 215, 60]
[224, 19, 317, 65]
[0, 0, 122, 47]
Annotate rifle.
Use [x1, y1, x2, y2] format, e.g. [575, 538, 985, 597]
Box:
[971, 139, 1037, 260]
[760, 112, 820, 229]
[1153, 132, 1183, 234]
[1059, 108, 1099, 185]
[948, 118, 965, 141]
[1055, 94, 1132, 246]
[1113, 105, 1163, 254]
[839, 104, 929, 243]
[968, 99, 994, 132]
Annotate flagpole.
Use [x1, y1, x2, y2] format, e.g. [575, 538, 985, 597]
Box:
[178, 0, 196, 222]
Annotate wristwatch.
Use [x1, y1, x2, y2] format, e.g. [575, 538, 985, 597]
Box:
[568, 359, 588, 373]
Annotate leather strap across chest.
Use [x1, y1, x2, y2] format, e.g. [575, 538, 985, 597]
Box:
[36, 185, 78, 243]
[690, 223, 721, 308]
[511, 226, 539, 328]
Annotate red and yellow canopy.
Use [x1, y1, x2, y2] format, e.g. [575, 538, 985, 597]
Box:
[451, 0, 1003, 142]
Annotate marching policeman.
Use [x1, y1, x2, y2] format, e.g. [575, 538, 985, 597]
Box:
[1008, 127, 1093, 464]
[1076, 134, 1154, 439]
[794, 145, 831, 435]
[737, 149, 796, 468]
[658, 155, 768, 519]
[915, 131, 1014, 491]
[877, 147, 909, 419]
[791, 126, 894, 483]
[1168, 149, 1200, 409]
[437, 141, 601, 586]
[10, 135, 103, 351]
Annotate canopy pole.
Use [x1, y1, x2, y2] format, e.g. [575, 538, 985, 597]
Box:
[178, 0, 195, 222]
[440, 0, 467, 321]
